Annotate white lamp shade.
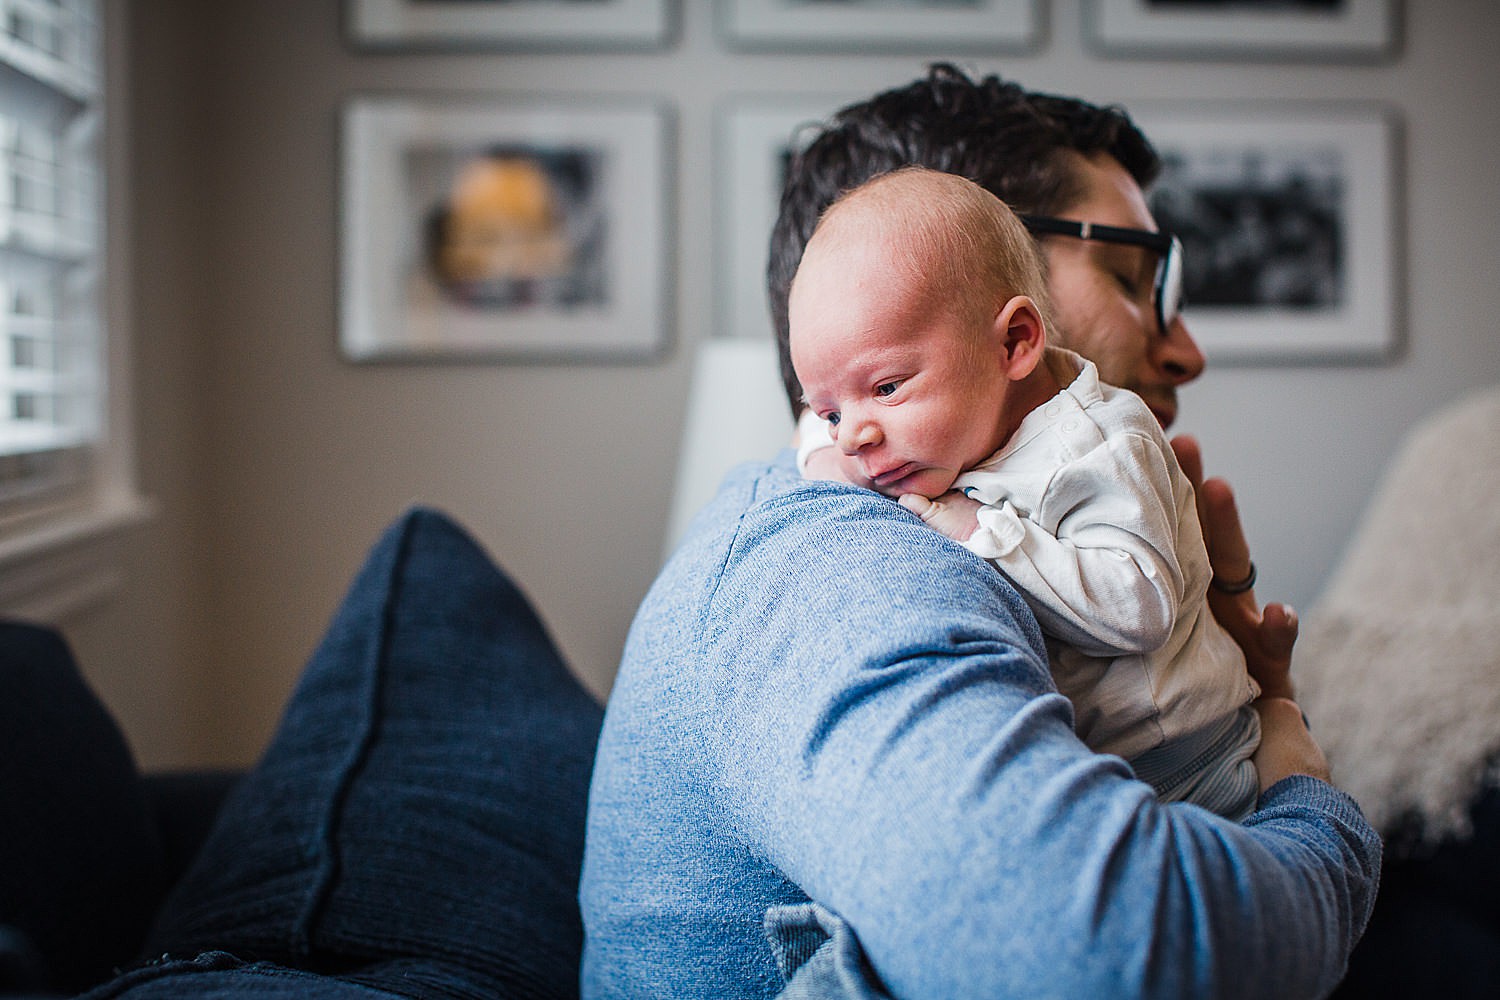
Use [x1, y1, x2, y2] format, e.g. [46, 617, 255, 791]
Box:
[663, 338, 793, 559]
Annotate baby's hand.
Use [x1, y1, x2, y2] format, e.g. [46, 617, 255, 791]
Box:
[897, 491, 982, 543]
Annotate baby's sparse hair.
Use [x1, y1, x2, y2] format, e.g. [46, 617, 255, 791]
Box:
[808, 166, 1051, 334]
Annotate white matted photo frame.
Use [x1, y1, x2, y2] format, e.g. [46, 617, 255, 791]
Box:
[1132, 103, 1400, 364]
[716, 97, 851, 342]
[720, 0, 1040, 52]
[346, 0, 673, 50]
[339, 96, 670, 363]
[1087, 0, 1398, 60]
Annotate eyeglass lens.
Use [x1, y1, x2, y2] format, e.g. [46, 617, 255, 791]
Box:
[1156, 236, 1184, 335]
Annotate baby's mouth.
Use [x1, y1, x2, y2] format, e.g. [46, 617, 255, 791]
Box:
[869, 462, 919, 489]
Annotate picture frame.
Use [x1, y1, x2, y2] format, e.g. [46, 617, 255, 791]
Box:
[720, 0, 1040, 52]
[716, 97, 851, 342]
[1087, 0, 1398, 60]
[1132, 103, 1400, 364]
[346, 0, 673, 51]
[339, 96, 670, 363]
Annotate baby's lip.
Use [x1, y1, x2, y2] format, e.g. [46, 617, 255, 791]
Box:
[869, 462, 919, 488]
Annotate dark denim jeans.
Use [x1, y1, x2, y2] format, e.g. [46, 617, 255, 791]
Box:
[3, 509, 602, 1000]
[79, 952, 489, 1000]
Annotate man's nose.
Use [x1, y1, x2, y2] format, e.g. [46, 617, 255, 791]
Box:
[1159, 313, 1206, 386]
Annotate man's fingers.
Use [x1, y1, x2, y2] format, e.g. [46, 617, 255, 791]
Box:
[1173, 435, 1255, 589]
[1261, 602, 1299, 659]
[1172, 435, 1301, 692]
[1200, 476, 1254, 587]
[1170, 434, 1204, 490]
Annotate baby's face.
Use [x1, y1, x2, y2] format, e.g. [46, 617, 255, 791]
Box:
[790, 253, 1015, 499]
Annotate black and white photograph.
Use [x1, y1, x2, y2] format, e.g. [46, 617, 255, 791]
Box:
[1134, 104, 1398, 362]
[345, 0, 673, 50]
[339, 96, 668, 361]
[1087, 0, 1397, 59]
[1151, 143, 1344, 311]
[721, 0, 1039, 51]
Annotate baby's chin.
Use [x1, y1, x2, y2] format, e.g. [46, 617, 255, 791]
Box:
[872, 470, 959, 501]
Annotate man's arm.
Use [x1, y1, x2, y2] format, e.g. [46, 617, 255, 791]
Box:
[712, 484, 1378, 999]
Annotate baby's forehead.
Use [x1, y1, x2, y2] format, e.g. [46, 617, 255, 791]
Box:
[825, 182, 938, 241]
[806, 205, 938, 281]
[798, 237, 934, 327]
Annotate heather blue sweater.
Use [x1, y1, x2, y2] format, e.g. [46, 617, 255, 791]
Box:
[580, 451, 1380, 999]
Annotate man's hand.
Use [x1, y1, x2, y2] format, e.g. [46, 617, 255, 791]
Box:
[1171, 434, 1297, 700]
[1252, 697, 1331, 790]
[897, 491, 983, 543]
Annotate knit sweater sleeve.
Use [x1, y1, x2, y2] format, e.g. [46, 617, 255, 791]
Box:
[713, 484, 1380, 999]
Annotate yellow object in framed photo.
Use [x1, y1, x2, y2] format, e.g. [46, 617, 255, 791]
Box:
[339, 96, 671, 363]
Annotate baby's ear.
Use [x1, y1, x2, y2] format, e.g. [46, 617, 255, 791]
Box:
[993, 294, 1046, 380]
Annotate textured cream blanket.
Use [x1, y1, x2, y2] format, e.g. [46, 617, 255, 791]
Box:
[1297, 385, 1500, 844]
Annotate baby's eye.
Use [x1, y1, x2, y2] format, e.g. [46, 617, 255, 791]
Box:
[875, 379, 904, 398]
[825, 411, 841, 427]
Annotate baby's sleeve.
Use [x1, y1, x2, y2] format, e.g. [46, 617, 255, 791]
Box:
[795, 408, 836, 476]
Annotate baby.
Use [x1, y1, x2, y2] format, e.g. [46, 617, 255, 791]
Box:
[789, 166, 1262, 819]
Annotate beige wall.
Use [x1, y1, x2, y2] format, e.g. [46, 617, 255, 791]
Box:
[66, 0, 1500, 768]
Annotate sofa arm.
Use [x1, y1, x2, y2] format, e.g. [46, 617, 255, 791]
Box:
[0, 621, 170, 993]
[144, 770, 244, 888]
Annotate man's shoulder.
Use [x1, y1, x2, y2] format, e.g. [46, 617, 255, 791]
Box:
[717, 460, 934, 556]
[701, 458, 1041, 628]
[691, 451, 908, 544]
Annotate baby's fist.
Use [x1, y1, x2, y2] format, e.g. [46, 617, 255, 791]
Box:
[898, 492, 982, 543]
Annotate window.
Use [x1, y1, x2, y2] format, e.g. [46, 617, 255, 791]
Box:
[0, 0, 146, 621]
[0, 0, 98, 503]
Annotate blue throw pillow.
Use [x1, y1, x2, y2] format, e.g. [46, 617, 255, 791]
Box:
[0, 622, 168, 993]
[145, 507, 603, 1000]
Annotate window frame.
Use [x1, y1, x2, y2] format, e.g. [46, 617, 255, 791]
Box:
[0, 0, 150, 624]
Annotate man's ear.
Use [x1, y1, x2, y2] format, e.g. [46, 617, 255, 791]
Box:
[992, 294, 1047, 381]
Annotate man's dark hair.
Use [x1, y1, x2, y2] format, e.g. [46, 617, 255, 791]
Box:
[768, 63, 1161, 416]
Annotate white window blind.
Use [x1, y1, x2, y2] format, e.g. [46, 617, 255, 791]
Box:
[0, 0, 99, 509]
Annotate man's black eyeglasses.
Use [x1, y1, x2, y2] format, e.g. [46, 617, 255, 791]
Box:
[1019, 215, 1184, 336]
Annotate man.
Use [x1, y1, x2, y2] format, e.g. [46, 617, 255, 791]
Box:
[580, 65, 1378, 998]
